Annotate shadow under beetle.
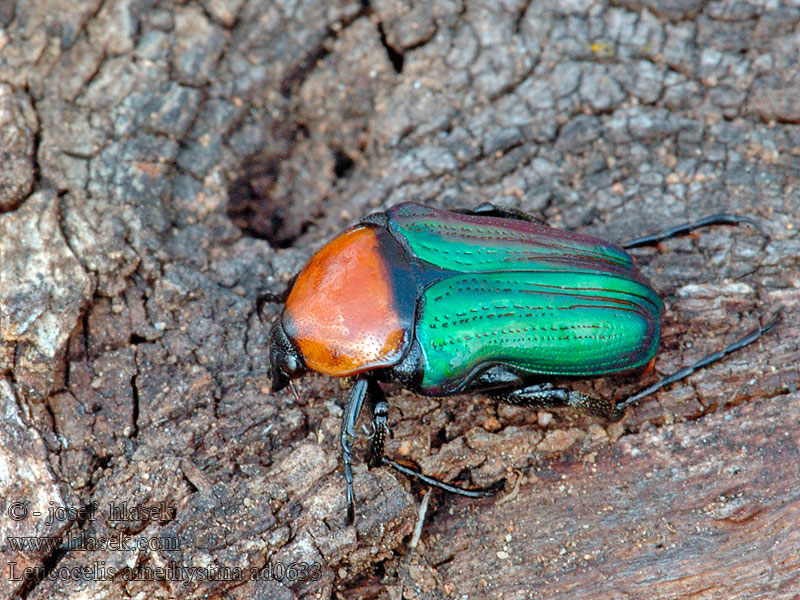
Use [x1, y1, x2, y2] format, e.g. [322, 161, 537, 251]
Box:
[266, 202, 778, 524]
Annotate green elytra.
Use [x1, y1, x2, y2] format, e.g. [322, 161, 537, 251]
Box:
[384, 203, 663, 394]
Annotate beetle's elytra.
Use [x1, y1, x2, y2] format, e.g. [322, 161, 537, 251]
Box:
[267, 202, 777, 524]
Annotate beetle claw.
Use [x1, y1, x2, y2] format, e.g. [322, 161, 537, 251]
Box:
[361, 422, 392, 441]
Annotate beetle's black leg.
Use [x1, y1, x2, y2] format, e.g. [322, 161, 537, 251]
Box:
[257, 273, 299, 310]
[465, 367, 617, 419]
[366, 381, 389, 470]
[496, 382, 618, 420]
[474, 317, 780, 421]
[465, 364, 527, 392]
[258, 289, 289, 305]
[341, 376, 370, 525]
[623, 214, 762, 249]
[363, 380, 500, 498]
[613, 316, 780, 416]
[381, 457, 502, 498]
[454, 203, 548, 225]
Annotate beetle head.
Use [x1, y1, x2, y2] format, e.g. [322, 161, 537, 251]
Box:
[269, 318, 307, 394]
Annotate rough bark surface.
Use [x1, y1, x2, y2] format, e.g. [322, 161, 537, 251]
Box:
[0, 1, 798, 599]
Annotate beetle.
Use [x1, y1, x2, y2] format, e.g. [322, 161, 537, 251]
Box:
[266, 202, 778, 524]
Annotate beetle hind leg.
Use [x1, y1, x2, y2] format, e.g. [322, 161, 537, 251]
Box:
[614, 316, 780, 414]
[622, 214, 762, 249]
[497, 382, 622, 421]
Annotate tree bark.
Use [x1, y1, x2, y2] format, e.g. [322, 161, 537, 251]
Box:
[0, 1, 798, 599]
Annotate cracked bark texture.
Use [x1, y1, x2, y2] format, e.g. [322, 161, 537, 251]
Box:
[0, 0, 798, 599]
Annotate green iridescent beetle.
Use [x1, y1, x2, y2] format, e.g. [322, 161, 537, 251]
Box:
[267, 202, 777, 523]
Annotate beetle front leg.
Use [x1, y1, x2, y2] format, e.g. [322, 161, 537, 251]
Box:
[341, 376, 370, 525]
[257, 273, 299, 309]
[498, 382, 621, 421]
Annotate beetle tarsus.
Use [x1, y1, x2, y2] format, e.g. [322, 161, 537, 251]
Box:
[341, 377, 370, 525]
[258, 290, 288, 305]
[623, 213, 762, 248]
[614, 316, 781, 415]
[342, 431, 357, 525]
[382, 457, 502, 498]
[345, 462, 356, 525]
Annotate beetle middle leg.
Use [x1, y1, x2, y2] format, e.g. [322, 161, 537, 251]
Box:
[342, 375, 501, 523]
[455, 202, 548, 225]
[366, 385, 389, 470]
